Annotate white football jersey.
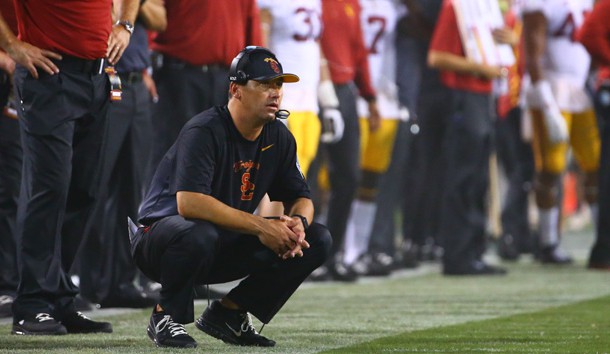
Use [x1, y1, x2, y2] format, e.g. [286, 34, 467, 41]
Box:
[356, 0, 405, 120]
[258, 0, 322, 112]
[522, 0, 592, 88]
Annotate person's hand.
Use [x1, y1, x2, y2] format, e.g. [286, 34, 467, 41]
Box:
[106, 23, 132, 65]
[258, 217, 302, 258]
[320, 108, 344, 143]
[280, 215, 310, 259]
[142, 70, 159, 103]
[5, 40, 60, 79]
[477, 64, 506, 80]
[492, 27, 519, 46]
[532, 80, 568, 143]
[542, 106, 568, 143]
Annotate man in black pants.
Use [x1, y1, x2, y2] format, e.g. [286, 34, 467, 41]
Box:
[0, 52, 19, 318]
[78, 0, 166, 310]
[132, 46, 332, 348]
[0, 0, 138, 335]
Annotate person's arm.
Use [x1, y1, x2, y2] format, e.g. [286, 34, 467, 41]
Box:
[283, 197, 314, 229]
[139, 0, 167, 32]
[107, 0, 140, 64]
[0, 12, 60, 78]
[427, 50, 503, 80]
[176, 191, 303, 257]
[523, 11, 546, 84]
[522, 10, 567, 143]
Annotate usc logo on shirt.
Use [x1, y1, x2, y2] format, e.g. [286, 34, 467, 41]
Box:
[233, 160, 261, 201]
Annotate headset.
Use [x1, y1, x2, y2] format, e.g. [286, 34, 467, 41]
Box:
[229, 46, 277, 85]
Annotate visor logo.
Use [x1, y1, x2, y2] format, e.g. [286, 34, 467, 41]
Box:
[264, 58, 281, 73]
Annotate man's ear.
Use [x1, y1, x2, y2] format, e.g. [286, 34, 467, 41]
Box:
[230, 82, 241, 99]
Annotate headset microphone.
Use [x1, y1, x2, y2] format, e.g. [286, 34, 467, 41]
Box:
[275, 109, 290, 120]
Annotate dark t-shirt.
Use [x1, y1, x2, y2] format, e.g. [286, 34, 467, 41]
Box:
[138, 106, 310, 225]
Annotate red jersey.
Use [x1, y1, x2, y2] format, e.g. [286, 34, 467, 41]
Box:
[320, 0, 375, 100]
[429, 0, 491, 94]
[13, 0, 111, 60]
[577, 0, 610, 66]
[151, 0, 262, 67]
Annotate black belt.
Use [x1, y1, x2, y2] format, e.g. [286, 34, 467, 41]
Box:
[119, 71, 143, 84]
[153, 53, 226, 72]
[54, 55, 106, 75]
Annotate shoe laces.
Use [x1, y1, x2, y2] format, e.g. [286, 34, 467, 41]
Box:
[157, 315, 188, 337]
[35, 313, 55, 322]
[238, 312, 257, 334]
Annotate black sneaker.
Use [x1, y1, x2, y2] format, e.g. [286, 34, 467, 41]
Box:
[307, 265, 333, 282]
[61, 311, 113, 333]
[147, 309, 197, 348]
[367, 253, 395, 276]
[195, 300, 276, 347]
[329, 262, 359, 282]
[539, 245, 573, 264]
[12, 313, 68, 335]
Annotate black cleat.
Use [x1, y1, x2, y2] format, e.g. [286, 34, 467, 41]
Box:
[147, 309, 197, 348]
[497, 234, 520, 261]
[61, 311, 113, 334]
[195, 300, 275, 347]
[444, 260, 507, 276]
[307, 265, 333, 282]
[12, 313, 67, 335]
[539, 246, 573, 264]
[329, 262, 359, 282]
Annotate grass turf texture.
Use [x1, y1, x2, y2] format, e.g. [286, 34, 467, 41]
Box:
[0, 229, 608, 353]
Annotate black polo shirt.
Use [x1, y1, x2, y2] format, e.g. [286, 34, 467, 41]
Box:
[138, 106, 310, 225]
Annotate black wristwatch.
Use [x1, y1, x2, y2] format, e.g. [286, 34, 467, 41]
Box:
[291, 214, 309, 230]
[115, 20, 134, 35]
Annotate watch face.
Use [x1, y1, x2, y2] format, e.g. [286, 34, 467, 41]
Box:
[118, 20, 134, 34]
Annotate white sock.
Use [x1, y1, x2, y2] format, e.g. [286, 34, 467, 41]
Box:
[538, 207, 559, 247]
[590, 203, 599, 228]
[343, 209, 357, 264]
[343, 200, 377, 265]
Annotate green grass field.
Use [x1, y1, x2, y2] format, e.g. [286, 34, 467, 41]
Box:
[1, 228, 609, 353]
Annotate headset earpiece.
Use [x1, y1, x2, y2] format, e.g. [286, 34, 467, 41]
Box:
[229, 46, 279, 85]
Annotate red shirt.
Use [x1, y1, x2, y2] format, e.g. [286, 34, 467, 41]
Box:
[13, 0, 111, 60]
[577, 0, 610, 66]
[429, 0, 491, 94]
[1, 1, 17, 34]
[320, 0, 375, 100]
[151, 0, 262, 67]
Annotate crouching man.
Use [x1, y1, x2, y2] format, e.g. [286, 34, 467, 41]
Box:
[130, 46, 332, 348]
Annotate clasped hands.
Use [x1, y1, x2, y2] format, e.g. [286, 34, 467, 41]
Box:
[261, 215, 310, 260]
